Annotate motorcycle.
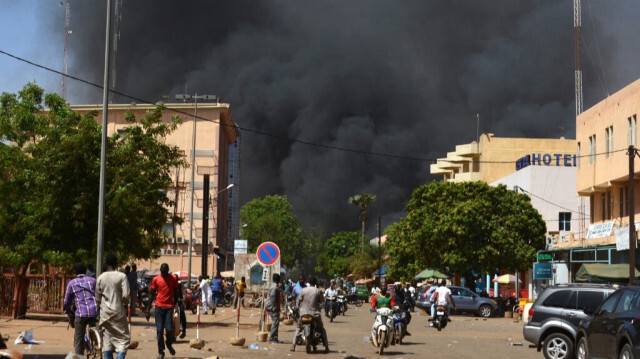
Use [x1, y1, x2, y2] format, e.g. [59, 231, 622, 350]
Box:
[325, 296, 339, 322]
[347, 293, 363, 307]
[370, 307, 394, 355]
[392, 306, 407, 344]
[300, 314, 327, 353]
[432, 305, 449, 331]
[337, 295, 348, 316]
[184, 287, 201, 314]
[286, 295, 298, 321]
[137, 282, 150, 314]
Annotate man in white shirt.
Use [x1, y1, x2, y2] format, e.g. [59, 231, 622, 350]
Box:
[323, 282, 338, 317]
[199, 276, 213, 314]
[431, 280, 456, 321]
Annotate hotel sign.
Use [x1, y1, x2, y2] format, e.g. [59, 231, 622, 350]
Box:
[516, 153, 577, 171]
[586, 222, 615, 240]
[615, 222, 640, 251]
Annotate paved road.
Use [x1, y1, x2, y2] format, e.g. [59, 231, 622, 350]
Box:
[1, 305, 543, 359]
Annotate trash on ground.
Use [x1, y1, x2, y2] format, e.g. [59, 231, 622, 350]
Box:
[250, 343, 260, 350]
[14, 329, 45, 344]
[511, 342, 523, 346]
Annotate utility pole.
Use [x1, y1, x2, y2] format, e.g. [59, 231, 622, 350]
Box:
[62, 0, 70, 100]
[629, 145, 637, 285]
[575, 0, 587, 241]
[378, 216, 381, 286]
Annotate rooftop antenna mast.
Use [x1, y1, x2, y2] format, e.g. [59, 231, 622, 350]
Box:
[574, 0, 586, 240]
[62, 0, 71, 100]
[108, 0, 122, 103]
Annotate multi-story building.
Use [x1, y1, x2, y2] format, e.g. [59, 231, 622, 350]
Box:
[430, 134, 577, 183]
[562, 78, 640, 276]
[73, 102, 238, 276]
[431, 135, 583, 295]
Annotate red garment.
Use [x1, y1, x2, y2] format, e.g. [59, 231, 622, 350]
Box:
[151, 274, 178, 308]
[370, 293, 396, 309]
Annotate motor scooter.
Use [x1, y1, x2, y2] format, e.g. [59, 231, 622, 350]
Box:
[370, 307, 394, 355]
[325, 296, 339, 322]
[392, 306, 407, 344]
[337, 295, 347, 315]
[432, 305, 449, 331]
[300, 314, 327, 353]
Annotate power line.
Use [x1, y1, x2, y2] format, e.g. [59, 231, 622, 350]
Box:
[0, 48, 625, 164]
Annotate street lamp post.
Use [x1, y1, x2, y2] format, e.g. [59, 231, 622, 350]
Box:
[176, 93, 216, 289]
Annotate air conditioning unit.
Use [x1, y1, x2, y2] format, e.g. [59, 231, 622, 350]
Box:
[166, 249, 174, 255]
[176, 237, 185, 244]
[160, 249, 166, 255]
[176, 249, 183, 255]
[167, 237, 175, 244]
[545, 235, 556, 250]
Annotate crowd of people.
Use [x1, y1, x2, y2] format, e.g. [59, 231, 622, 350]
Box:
[63, 257, 461, 358]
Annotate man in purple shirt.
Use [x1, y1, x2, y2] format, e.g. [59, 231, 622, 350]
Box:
[64, 262, 98, 355]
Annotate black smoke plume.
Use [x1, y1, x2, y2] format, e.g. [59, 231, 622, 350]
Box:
[35, 0, 640, 236]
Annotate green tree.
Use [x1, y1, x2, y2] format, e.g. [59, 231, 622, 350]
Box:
[348, 193, 376, 252]
[315, 231, 359, 277]
[350, 242, 386, 280]
[239, 195, 311, 268]
[0, 83, 185, 317]
[385, 181, 546, 281]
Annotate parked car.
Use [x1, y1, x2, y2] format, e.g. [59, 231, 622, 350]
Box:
[523, 283, 616, 359]
[415, 285, 497, 317]
[576, 286, 640, 359]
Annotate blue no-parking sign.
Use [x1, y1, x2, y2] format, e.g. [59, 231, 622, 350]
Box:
[256, 241, 280, 266]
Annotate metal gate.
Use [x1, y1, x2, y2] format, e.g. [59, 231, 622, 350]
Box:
[27, 274, 74, 314]
[0, 274, 16, 317]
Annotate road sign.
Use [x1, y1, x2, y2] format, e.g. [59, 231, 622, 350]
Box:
[262, 267, 270, 282]
[256, 241, 280, 266]
[534, 263, 553, 280]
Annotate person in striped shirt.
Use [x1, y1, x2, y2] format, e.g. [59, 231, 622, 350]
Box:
[63, 262, 98, 355]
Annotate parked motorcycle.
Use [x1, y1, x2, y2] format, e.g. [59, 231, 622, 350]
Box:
[432, 305, 449, 331]
[185, 287, 201, 314]
[286, 295, 299, 321]
[392, 306, 407, 344]
[137, 282, 150, 314]
[337, 295, 348, 316]
[370, 307, 394, 355]
[300, 314, 326, 353]
[325, 296, 339, 322]
[347, 294, 363, 307]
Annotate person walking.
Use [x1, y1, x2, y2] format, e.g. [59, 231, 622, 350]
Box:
[235, 276, 247, 309]
[266, 273, 283, 344]
[199, 275, 212, 314]
[210, 274, 223, 312]
[126, 264, 139, 316]
[149, 263, 179, 358]
[96, 254, 131, 359]
[63, 262, 98, 356]
[290, 276, 329, 353]
[173, 274, 187, 339]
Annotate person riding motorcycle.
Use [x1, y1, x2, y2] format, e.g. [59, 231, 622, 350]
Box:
[393, 283, 412, 336]
[371, 286, 395, 310]
[430, 280, 456, 326]
[290, 276, 329, 353]
[323, 282, 338, 317]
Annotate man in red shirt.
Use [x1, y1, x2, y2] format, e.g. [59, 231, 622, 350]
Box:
[149, 263, 178, 359]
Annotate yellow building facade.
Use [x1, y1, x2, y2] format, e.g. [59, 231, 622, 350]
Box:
[430, 134, 576, 183]
[574, 78, 640, 248]
[72, 102, 237, 275]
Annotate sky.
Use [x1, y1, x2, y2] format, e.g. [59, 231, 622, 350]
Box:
[1, 1, 640, 237]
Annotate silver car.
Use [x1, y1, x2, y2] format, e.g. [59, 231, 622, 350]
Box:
[416, 285, 497, 317]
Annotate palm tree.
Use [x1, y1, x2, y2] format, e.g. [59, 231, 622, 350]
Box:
[348, 193, 377, 252]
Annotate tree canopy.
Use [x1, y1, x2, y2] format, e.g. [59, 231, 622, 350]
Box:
[315, 231, 360, 277]
[0, 83, 185, 269]
[239, 195, 312, 268]
[385, 181, 546, 281]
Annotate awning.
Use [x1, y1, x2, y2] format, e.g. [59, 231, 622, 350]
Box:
[414, 268, 451, 280]
[575, 263, 640, 282]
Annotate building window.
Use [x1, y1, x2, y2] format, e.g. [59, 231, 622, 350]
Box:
[629, 115, 637, 147]
[589, 134, 596, 163]
[559, 212, 571, 231]
[601, 193, 606, 221]
[577, 142, 581, 168]
[605, 126, 613, 157]
[620, 187, 624, 218]
[590, 194, 595, 223]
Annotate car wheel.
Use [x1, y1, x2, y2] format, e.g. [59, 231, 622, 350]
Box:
[621, 343, 634, 359]
[543, 333, 573, 359]
[478, 304, 493, 318]
[576, 337, 588, 359]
